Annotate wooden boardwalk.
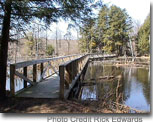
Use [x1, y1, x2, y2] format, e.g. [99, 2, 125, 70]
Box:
[16, 74, 60, 98]
[10, 54, 116, 99]
[16, 74, 73, 98]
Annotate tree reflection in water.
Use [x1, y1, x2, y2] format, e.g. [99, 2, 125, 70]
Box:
[80, 61, 150, 111]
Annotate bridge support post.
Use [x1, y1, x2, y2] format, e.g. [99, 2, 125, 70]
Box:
[59, 65, 65, 99]
[23, 67, 27, 88]
[33, 64, 37, 82]
[10, 64, 15, 96]
[41, 63, 43, 76]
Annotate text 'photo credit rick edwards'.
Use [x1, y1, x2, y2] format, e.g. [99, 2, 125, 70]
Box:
[47, 116, 143, 122]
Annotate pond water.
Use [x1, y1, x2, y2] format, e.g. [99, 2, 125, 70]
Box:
[80, 61, 150, 112]
[6, 68, 53, 92]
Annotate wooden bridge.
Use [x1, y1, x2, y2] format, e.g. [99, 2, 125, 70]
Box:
[10, 53, 116, 99]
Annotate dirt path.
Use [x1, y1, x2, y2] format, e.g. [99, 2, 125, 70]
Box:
[0, 98, 122, 113]
[0, 98, 148, 113]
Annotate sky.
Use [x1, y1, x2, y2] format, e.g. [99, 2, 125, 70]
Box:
[102, 0, 150, 24]
[48, 0, 150, 40]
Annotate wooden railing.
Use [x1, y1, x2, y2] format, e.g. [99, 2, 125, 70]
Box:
[59, 53, 117, 99]
[89, 53, 117, 60]
[10, 53, 117, 98]
[59, 54, 89, 99]
[10, 54, 81, 96]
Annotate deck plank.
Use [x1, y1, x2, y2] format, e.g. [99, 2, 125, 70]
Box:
[16, 74, 60, 98]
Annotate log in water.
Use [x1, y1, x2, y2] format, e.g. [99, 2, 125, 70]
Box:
[79, 61, 150, 112]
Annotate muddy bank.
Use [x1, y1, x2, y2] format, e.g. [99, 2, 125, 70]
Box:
[0, 98, 148, 113]
[72, 59, 150, 113]
[1, 56, 150, 114]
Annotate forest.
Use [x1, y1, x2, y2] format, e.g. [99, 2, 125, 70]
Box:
[0, 0, 97, 100]
[79, 5, 150, 56]
[0, 0, 151, 114]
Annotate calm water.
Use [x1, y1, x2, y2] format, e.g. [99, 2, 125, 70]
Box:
[6, 68, 53, 92]
[81, 61, 150, 112]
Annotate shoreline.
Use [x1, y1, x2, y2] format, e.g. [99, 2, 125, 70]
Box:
[0, 98, 149, 113]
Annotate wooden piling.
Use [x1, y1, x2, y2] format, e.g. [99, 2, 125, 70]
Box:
[23, 67, 27, 88]
[10, 64, 15, 96]
[59, 65, 65, 99]
[33, 64, 37, 82]
[41, 63, 43, 75]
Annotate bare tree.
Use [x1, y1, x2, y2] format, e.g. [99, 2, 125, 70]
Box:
[55, 23, 58, 56]
[64, 31, 72, 55]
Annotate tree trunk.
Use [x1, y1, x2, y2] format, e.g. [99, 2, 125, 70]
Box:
[0, 0, 12, 100]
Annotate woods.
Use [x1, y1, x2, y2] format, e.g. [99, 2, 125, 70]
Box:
[0, 0, 150, 114]
[0, 0, 97, 100]
[137, 15, 150, 55]
[79, 5, 150, 57]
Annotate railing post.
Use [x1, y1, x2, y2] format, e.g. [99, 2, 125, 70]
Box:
[69, 56, 71, 61]
[59, 65, 65, 99]
[74, 60, 77, 78]
[66, 64, 72, 83]
[33, 64, 37, 82]
[41, 63, 43, 75]
[10, 64, 15, 96]
[76, 59, 78, 75]
[23, 67, 27, 88]
[47, 62, 50, 76]
[71, 62, 74, 80]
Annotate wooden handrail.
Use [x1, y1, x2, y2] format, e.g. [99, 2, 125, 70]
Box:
[13, 54, 81, 69]
[10, 53, 117, 97]
[10, 54, 81, 96]
[59, 54, 89, 99]
[59, 53, 117, 99]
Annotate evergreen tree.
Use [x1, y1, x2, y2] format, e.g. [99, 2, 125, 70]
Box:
[97, 5, 109, 53]
[79, 18, 96, 53]
[79, 5, 132, 55]
[106, 5, 132, 55]
[138, 15, 150, 55]
[46, 44, 54, 56]
[0, 0, 97, 100]
[130, 20, 141, 56]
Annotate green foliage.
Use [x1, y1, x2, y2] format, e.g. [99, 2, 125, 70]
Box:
[79, 5, 132, 55]
[79, 37, 88, 53]
[79, 18, 97, 53]
[46, 44, 54, 56]
[138, 15, 150, 55]
[25, 32, 35, 56]
[97, 5, 109, 50]
[0, 0, 99, 98]
[26, 41, 34, 56]
[101, 5, 132, 55]
[0, 0, 98, 32]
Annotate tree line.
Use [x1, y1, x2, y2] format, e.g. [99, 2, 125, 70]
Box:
[79, 5, 150, 56]
[137, 15, 150, 56]
[0, 0, 99, 100]
[0, 0, 150, 100]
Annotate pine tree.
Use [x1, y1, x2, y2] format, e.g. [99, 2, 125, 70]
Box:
[0, 0, 97, 100]
[79, 18, 96, 53]
[97, 5, 109, 53]
[106, 5, 132, 55]
[79, 5, 132, 55]
[138, 15, 150, 55]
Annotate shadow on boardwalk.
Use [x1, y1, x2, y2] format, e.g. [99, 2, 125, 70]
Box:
[17, 74, 60, 98]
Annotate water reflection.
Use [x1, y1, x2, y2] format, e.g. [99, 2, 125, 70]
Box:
[81, 85, 97, 100]
[6, 69, 42, 92]
[81, 61, 150, 111]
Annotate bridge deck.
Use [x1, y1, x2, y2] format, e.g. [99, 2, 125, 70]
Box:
[13, 54, 116, 99]
[16, 74, 61, 98]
